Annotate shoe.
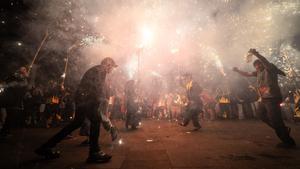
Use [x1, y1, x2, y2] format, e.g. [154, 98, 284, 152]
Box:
[276, 142, 296, 149]
[35, 147, 60, 159]
[192, 127, 201, 131]
[86, 151, 112, 163]
[110, 127, 118, 141]
[178, 122, 186, 127]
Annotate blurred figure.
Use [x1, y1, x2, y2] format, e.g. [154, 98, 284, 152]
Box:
[124, 80, 140, 129]
[0, 66, 29, 138]
[35, 57, 118, 163]
[179, 73, 203, 131]
[201, 89, 216, 121]
[233, 49, 296, 148]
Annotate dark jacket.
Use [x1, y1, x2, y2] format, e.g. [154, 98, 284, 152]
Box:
[75, 65, 107, 104]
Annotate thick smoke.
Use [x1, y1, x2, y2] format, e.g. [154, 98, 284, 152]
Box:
[21, 0, 300, 90]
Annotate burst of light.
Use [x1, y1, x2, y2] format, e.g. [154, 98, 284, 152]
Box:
[146, 139, 153, 142]
[139, 122, 142, 126]
[170, 48, 179, 54]
[17, 42, 22, 46]
[1, 21, 5, 24]
[139, 26, 154, 48]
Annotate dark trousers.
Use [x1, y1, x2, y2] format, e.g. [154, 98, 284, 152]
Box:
[257, 99, 295, 145]
[0, 108, 23, 135]
[40, 101, 101, 154]
[183, 108, 201, 128]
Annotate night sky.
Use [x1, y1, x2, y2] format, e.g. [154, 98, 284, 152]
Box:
[0, 0, 76, 85]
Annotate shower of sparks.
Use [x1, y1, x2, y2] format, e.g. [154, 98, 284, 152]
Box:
[139, 26, 155, 48]
[9, 0, 299, 91]
[80, 35, 106, 46]
[126, 57, 138, 79]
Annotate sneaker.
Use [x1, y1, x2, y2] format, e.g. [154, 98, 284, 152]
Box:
[110, 127, 118, 141]
[86, 151, 112, 163]
[35, 147, 60, 159]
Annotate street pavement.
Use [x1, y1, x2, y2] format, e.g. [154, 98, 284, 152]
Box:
[0, 119, 300, 169]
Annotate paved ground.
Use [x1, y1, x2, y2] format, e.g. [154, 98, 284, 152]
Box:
[1, 119, 300, 169]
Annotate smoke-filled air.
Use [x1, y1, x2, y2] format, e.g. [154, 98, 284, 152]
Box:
[12, 0, 300, 92]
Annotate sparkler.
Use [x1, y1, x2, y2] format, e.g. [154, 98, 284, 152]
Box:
[28, 29, 49, 75]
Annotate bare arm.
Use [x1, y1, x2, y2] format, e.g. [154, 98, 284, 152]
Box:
[232, 67, 256, 77]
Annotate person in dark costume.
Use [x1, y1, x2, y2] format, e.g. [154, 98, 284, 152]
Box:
[0, 66, 29, 138]
[124, 80, 140, 129]
[179, 73, 203, 131]
[35, 57, 118, 163]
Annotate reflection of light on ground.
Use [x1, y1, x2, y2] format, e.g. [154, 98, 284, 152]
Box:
[146, 139, 154, 142]
[118, 138, 123, 145]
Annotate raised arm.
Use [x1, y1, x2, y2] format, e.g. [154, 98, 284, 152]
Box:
[249, 49, 272, 70]
[249, 49, 286, 76]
